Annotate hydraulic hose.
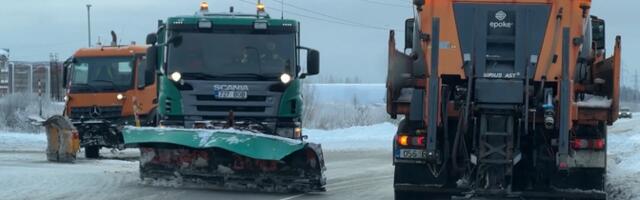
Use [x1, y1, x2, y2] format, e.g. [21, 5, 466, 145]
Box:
[452, 108, 466, 172]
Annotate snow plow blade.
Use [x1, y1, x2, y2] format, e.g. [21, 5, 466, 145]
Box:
[123, 126, 326, 193]
[43, 115, 80, 163]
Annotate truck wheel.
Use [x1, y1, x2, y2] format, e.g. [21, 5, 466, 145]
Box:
[85, 146, 100, 159]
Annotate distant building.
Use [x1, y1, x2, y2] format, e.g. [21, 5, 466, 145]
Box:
[0, 51, 65, 100]
[0, 49, 9, 95]
[11, 63, 33, 93]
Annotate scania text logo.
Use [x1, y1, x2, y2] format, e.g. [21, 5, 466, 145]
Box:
[489, 10, 513, 29]
[213, 85, 249, 91]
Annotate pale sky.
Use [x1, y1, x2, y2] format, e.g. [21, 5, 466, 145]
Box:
[0, 1, 636, 83]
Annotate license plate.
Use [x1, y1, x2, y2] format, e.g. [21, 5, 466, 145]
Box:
[214, 91, 248, 99]
[397, 149, 427, 159]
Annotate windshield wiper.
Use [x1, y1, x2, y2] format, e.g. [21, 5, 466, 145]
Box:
[93, 79, 121, 90]
[222, 73, 271, 80]
[182, 73, 220, 80]
[72, 83, 100, 92]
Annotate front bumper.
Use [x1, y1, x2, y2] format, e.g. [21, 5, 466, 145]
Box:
[395, 184, 606, 200]
[71, 118, 133, 148]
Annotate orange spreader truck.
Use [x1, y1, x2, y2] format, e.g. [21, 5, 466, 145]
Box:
[387, 0, 620, 199]
[61, 43, 157, 158]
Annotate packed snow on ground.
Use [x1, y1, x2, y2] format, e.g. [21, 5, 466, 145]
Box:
[3, 117, 639, 199]
[606, 116, 640, 200]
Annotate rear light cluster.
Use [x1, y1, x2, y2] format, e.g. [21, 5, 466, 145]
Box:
[397, 135, 426, 147]
[571, 138, 605, 150]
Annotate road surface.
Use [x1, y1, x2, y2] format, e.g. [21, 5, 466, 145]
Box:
[0, 150, 394, 200]
[2, 116, 640, 200]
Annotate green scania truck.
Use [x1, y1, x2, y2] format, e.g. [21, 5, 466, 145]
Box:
[123, 2, 325, 192]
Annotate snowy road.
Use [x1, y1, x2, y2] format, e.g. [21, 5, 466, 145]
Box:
[0, 123, 397, 200]
[0, 150, 393, 200]
[1, 119, 639, 200]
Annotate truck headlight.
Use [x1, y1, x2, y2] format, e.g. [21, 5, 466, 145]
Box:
[280, 73, 292, 84]
[276, 128, 295, 138]
[116, 93, 125, 100]
[63, 95, 69, 102]
[170, 72, 182, 82]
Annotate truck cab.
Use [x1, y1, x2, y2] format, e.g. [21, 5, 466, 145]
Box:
[64, 45, 157, 158]
[146, 3, 319, 138]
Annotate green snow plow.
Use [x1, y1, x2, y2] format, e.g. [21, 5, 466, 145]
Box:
[123, 2, 325, 193]
[124, 127, 326, 192]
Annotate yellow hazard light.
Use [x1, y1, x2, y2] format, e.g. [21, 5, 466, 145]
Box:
[257, 2, 265, 12]
[200, 1, 209, 12]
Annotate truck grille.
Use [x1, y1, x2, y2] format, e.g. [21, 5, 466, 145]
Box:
[179, 80, 281, 119]
[196, 95, 267, 102]
[70, 106, 123, 119]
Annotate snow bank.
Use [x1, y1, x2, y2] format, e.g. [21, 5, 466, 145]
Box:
[606, 117, 640, 200]
[310, 83, 386, 105]
[305, 122, 397, 151]
[0, 123, 398, 152]
[0, 93, 65, 133]
[0, 132, 46, 151]
[303, 84, 396, 130]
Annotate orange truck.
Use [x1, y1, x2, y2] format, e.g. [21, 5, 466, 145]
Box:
[61, 42, 157, 158]
[387, 0, 620, 199]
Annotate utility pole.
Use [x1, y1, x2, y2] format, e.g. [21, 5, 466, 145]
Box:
[38, 79, 43, 117]
[87, 4, 92, 47]
[635, 69, 638, 101]
[281, 0, 285, 20]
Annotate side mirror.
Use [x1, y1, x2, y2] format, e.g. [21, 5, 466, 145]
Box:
[137, 58, 147, 89]
[405, 18, 415, 50]
[137, 56, 156, 89]
[144, 59, 156, 86]
[146, 33, 158, 45]
[62, 57, 73, 89]
[307, 49, 320, 76]
[591, 17, 605, 50]
[146, 46, 158, 74]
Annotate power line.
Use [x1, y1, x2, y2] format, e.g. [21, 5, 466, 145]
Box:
[358, 0, 412, 8]
[269, 0, 397, 30]
[238, 0, 400, 31]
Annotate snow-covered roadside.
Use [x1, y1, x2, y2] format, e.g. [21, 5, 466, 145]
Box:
[0, 132, 46, 152]
[2, 120, 638, 199]
[305, 122, 396, 151]
[0, 123, 398, 152]
[607, 117, 640, 200]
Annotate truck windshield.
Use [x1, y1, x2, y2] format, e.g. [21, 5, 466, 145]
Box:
[70, 57, 133, 92]
[168, 32, 295, 80]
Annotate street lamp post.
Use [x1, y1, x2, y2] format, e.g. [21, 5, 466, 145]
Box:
[87, 4, 92, 47]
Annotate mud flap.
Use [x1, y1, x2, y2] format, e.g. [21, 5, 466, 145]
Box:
[123, 126, 307, 161]
[44, 115, 80, 163]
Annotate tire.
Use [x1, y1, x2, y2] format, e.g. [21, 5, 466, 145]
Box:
[85, 145, 100, 159]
